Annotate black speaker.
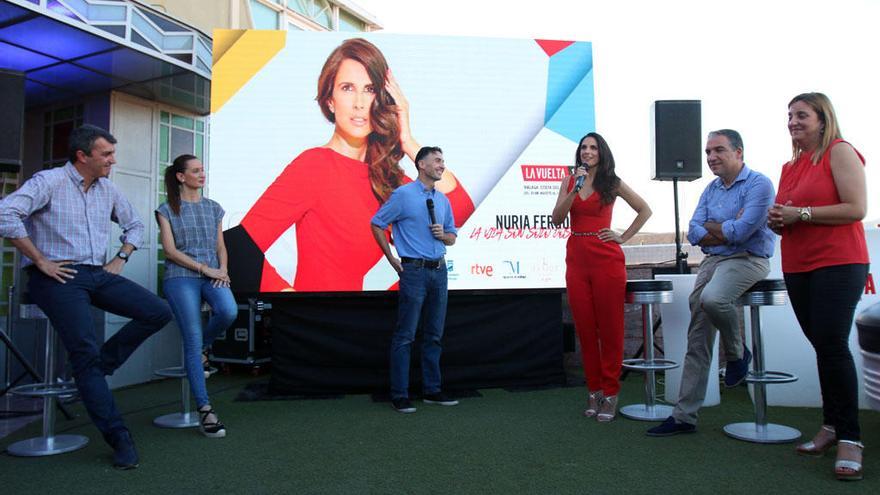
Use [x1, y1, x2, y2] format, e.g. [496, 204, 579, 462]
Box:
[0, 70, 25, 172]
[653, 100, 702, 181]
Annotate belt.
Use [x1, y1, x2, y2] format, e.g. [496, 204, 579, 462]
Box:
[401, 257, 445, 269]
[571, 231, 600, 237]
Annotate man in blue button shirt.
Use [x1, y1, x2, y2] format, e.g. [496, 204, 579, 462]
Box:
[648, 129, 775, 436]
[0, 125, 172, 467]
[371, 146, 459, 413]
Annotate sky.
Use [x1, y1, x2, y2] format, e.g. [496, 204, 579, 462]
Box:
[350, 0, 879, 233]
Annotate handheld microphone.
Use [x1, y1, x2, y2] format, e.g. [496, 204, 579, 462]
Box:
[574, 166, 586, 192]
[426, 198, 436, 224]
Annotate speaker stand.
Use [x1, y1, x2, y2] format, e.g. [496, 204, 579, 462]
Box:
[672, 178, 689, 274]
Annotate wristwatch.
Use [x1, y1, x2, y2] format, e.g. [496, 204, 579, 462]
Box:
[797, 206, 812, 223]
[116, 251, 130, 262]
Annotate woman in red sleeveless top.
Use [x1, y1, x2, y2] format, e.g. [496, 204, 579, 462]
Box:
[768, 92, 869, 481]
[552, 133, 652, 422]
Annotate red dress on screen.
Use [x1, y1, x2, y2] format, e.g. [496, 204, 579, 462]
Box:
[241, 147, 474, 292]
[565, 180, 626, 396]
[775, 139, 868, 273]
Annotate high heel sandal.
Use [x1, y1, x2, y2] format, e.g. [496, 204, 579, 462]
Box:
[596, 395, 617, 423]
[835, 440, 864, 481]
[583, 391, 604, 418]
[198, 406, 227, 438]
[796, 425, 836, 457]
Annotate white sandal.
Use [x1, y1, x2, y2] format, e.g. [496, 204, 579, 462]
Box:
[596, 395, 617, 423]
[835, 440, 864, 481]
[796, 425, 836, 457]
[583, 391, 603, 418]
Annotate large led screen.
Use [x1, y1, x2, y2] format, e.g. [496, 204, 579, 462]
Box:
[210, 30, 594, 292]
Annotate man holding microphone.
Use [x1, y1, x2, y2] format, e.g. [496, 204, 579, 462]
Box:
[371, 146, 459, 414]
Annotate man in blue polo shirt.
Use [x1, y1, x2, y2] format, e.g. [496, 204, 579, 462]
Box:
[371, 146, 459, 413]
[648, 129, 775, 436]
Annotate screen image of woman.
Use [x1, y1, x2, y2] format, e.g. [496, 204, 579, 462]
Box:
[239, 38, 474, 292]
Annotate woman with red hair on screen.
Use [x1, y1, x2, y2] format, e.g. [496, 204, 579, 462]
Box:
[240, 38, 473, 292]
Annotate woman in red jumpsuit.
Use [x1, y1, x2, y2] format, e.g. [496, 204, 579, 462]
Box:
[552, 132, 651, 421]
[240, 38, 473, 292]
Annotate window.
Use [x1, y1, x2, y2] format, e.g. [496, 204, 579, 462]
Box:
[0, 171, 19, 317]
[249, 0, 280, 29]
[42, 104, 85, 169]
[249, 0, 364, 31]
[338, 10, 364, 32]
[287, 0, 332, 29]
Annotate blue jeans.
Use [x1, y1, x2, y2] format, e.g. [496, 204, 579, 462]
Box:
[163, 277, 237, 408]
[27, 265, 172, 437]
[390, 262, 448, 399]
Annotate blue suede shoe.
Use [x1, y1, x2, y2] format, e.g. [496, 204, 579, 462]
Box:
[105, 429, 139, 470]
[724, 347, 752, 388]
[646, 416, 696, 437]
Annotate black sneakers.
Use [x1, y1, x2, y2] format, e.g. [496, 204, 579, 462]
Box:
[423, 392, 459, 406]
[391, 397, 417, 414]
[646, 416, 696, 437]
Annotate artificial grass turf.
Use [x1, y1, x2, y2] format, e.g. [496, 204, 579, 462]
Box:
[1, 373, 877, 494]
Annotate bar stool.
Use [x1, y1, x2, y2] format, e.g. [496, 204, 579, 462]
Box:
[152, 345, 198, 428]
[8, 303, 89, 456]
[621, 280, 678, 421]
[724, 279, 801, 443]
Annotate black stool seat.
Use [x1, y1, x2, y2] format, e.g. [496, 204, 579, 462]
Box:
[856, 302, 880, 353]
[745, 279, 786, 293]
[739, 278, 787, 306]
[626, 280, 673, 292]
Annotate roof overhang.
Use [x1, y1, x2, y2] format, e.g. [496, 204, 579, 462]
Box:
[0, 0, 212, 114]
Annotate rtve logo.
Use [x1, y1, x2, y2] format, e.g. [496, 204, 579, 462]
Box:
[470, 263, 494, 277]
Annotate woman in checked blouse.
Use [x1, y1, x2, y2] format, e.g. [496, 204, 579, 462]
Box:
[156, 154, 238, 438]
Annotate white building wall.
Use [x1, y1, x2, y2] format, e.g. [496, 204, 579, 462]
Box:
[107, 92, 180, 388]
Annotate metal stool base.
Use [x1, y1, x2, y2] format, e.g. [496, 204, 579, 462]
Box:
[7, 434, 89, 456]
[723, 422, 801, 444]
[620, 403, 674, 421]
[153, 412, 199, 428]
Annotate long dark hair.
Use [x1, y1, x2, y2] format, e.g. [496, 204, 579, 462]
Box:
[574, 132, 620, 205]
[316, 38, 405, 203]
[164, 154, 197, 215]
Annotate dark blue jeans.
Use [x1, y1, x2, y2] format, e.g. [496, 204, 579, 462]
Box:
[27, 265, 172, 437]
[390, 261, 448, 399]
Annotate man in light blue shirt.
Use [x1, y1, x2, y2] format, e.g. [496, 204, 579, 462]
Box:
[648, 129, 775, 436]
[371, 146, 458, 413]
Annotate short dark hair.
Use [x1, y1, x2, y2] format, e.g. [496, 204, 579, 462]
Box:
[415, 146, 442, 167]
[708, 129, 744, 157]
[68, 124, 117, 163]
